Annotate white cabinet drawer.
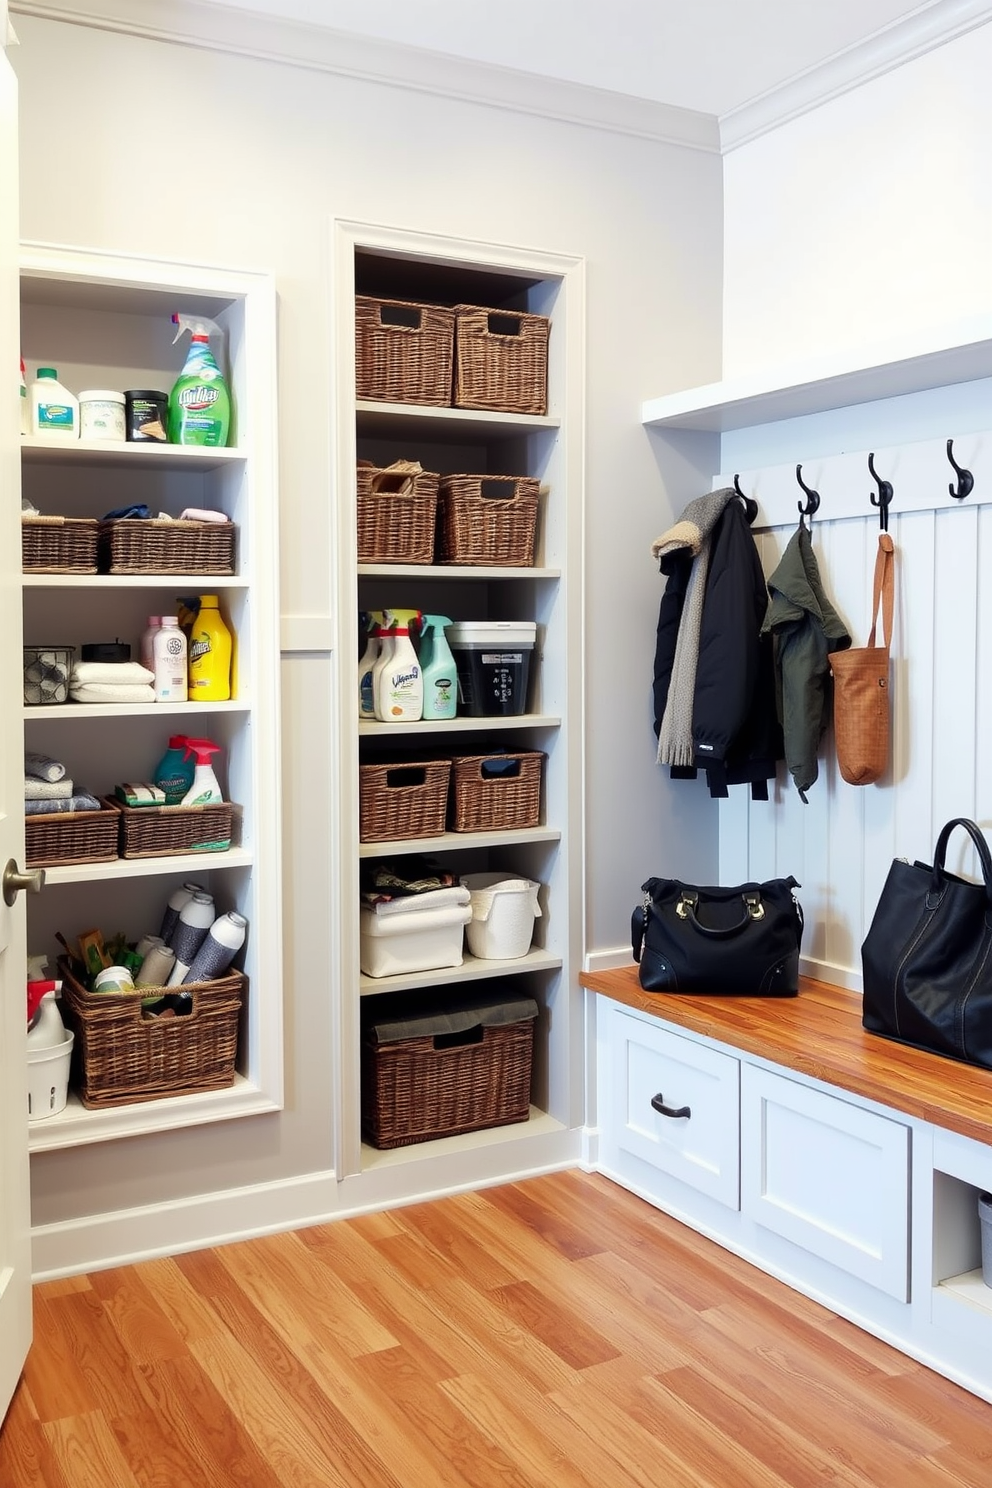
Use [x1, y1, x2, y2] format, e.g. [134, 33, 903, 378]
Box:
[741, 1065, 910, 1301]
[607, 1006, 740, 1208]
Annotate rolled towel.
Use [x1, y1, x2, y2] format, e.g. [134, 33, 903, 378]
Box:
[25, 777, 73, 800]
[69, 683, 156, 704]
[25, 792, 102, 815]
[70, 660, 155, 687]
[25, 751, 66, 782]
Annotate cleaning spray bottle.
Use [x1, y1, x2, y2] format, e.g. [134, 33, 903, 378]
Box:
[419, 615, 458, 720]
[373, 609, 423, 721]
[26, 980, 66, 1047]
[358, 610, 385, 720]
[168, 314, 232, 447]
[180, 738, 225, 806]
[153, 734, 195, 804]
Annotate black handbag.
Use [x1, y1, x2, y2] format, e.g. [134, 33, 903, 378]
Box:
[862, 817, 992, 1069]
[631, 876, 803, 996]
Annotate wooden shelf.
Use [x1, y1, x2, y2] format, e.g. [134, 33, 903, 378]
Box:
[358, 563, 560, 579]
[360, 948, 562, 995]
[23, 573, 245, 590]
[359, 713, 559, 737]
[21, 437, 245, 470]
[27, 1075, 277, 1153]
[357, 399, 559, 441]
[359, 826, 561, 858]
[39, 848, 253, 886]
[24, 700, 250, 721]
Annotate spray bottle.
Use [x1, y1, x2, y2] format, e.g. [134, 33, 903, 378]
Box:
[180, 738, 225, 806]
[373, 609, 423, 721]
[358, 610, 385, 720]
[168, 314, 232, 447]
[153, 734, 195, 804]
[27, 980, 66, 1047]
[419, 615, 458, 720]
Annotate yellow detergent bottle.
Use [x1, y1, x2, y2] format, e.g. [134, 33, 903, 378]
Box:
[188, 594, 233, 701]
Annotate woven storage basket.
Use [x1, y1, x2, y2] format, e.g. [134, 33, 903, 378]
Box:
[106, 797, 235, 857]
[437, 474, 540, 566]
[357, 461, 439, 564]
[361, 993, 538, 1149]
[450, 751, 544, 833]
[22, 515, 99, 574]
[355, 296, 455, 406]
[98, 518, 235, 574]
[453, 304, 550, 415]
[58, 958, 243, 1108]
[25, 804, 120, 869]
[359, 759, 451, 843]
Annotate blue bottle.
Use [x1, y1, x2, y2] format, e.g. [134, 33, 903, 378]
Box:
[153, 734, 195, 805]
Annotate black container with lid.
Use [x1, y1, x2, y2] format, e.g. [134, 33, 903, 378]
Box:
[125, 389, 169, 442]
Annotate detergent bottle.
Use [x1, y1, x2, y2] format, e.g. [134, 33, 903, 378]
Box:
[31, 367, 78, 439]
[358, 610, 384, 720]
[374, 609, 422, 722]
[168, 313, 232, 446]
[26, 982, 66, 1048]
[419, 615, 458, 720]
[180, 738, 224, 806]
[188, 594, 233, 700]
[153, 734, 195, 804]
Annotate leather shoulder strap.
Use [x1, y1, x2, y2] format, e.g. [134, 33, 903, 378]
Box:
[867, 532, 895, 650]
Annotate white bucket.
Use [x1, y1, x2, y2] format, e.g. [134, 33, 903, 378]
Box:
[461, 872, 542, 960]
[27, 1031, 73, 1121]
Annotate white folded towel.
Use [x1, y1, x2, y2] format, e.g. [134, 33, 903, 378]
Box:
[25, 751, 66, 782]
[365, 886, 471, 918]
[25, 776, 73, 800]
[70, 683, 156, 704]
[70, 661, 155, 687]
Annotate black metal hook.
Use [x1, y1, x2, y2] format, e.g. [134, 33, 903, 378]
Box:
[733, 473, 758, 525]
[868, 452, 893, 531]
[795, 464, 820, 520]
[947, 438, 974, 501]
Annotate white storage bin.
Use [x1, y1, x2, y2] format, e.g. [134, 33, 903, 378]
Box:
[360, 902, 471, 978]
[27, 1031, 73, 1120]
[461, 873, 542, 960]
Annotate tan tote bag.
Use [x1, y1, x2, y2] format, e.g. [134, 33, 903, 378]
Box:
[829, 532, 894, 786]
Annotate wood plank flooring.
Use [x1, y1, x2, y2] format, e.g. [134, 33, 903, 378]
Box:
[3, 1168, 992, 1487]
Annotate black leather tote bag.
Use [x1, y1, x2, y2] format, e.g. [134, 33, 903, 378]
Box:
[862, 817, 992, 1069]
[631, 876, 803, 996]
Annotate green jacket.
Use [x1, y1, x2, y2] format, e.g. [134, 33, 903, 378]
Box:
[761, 522, 851, 800]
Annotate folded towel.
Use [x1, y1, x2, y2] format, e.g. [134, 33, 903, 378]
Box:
[69, 683, 156, 704]
[70, 661, 155, 687]
[24, 777, 73, 800]
[25, 751, 66, 782]
[25, 792, 102, 815]
[363, 885, 471, 917]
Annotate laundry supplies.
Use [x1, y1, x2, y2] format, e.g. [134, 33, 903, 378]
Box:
[168, 313, 232, 447]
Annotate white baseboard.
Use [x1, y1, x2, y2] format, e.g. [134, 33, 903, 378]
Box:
[583, 945, 633, 974]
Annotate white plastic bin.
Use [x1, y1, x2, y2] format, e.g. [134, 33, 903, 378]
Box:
[360, 901, 471, 978]
[980, 1192, 992, 1289]
[27, 1031, 73, 1120]
[461, 872, 542, 960]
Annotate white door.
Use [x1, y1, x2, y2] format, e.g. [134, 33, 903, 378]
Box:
[0, 25, 33, 1426]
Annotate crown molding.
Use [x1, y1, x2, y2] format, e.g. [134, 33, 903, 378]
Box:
[720, 0, 992, 151]
[10, 0, 721, 154]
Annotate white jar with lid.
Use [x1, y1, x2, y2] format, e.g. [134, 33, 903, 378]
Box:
[79, 388, 126, 441]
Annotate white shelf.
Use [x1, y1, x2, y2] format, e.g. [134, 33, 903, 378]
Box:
[359, 826, 561, 858]
[21, 436, 246, 470]
[360, 948, 563, 996]
[358, 563, 560, 579]
[23, 573, 245, 590]
[641, 315, 992, 433]
[40, 847, 253, 886]
[356, 400, 559, 441]
[360, 1107, 566, 1171]
[24, 700, 251, 721]
[937, 1270, 992, 1317]
[27, 1074, 277, 1153]
[359, 713, 559, 737]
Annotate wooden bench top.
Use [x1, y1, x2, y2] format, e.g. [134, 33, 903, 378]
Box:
[581, 965, 992, 1151]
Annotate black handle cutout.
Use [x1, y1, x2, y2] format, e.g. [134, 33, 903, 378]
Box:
[434, 1025, 484, 1050]
[380, 304, 422, 330]
[487, 312, 522, 336]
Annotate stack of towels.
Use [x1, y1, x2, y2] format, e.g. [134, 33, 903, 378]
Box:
[69, 660, 155, 705]
[25, 751, 101, 816]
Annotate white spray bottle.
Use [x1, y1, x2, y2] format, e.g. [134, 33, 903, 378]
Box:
[419, 615, 458, 720]
[358, 610, 385, 720]
[373, 608, 423, 721]
[180, 738, 224, 805]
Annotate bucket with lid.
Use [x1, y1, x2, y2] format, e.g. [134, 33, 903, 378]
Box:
[446, 621, 536, 717]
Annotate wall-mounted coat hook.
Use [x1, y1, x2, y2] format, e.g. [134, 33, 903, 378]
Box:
[733, 473, 759, 525]
[947, 439, 974, 501]
[868, 452, 893, 531]
[795, 464, 820, 520]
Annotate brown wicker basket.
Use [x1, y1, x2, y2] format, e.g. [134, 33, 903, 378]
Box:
[450, 751, 544, 833]
[359, 759, 452, 843]
[107, 797, 236, 857]
[361, 993, 538, 1149]
[437, 474, 540, 566]
[25, 804, 120, 869]
[357, 461, 439, 564]
[355, 296, 455, 406]
[22, 515, 99, 574]
[98, 518, 235, 574]
[59, 959, 243, 1108]
[453, 304, 550, 415]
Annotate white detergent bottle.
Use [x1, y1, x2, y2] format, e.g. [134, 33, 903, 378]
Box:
[374, 609, 422, 722]
[419, 614, 458, 721]
[370, 617, 396, 718]
[31, 367, 78, 440]
[358, 610, 384, 720]
[152, 616, 188, 702]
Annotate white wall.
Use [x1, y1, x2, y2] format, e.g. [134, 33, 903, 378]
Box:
[12, 13, 722, 1233]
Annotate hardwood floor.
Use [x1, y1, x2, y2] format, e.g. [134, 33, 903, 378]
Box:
[3, 1168, 992, 1486]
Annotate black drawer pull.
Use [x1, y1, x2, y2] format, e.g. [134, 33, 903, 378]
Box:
[651, 1093, 690, 1119]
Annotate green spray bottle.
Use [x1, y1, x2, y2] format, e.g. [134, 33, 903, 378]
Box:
[168, 313, 232, 447]
[419, 615, 458, 720]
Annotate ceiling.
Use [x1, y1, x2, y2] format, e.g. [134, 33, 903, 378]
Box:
[202, 0, 946, 117]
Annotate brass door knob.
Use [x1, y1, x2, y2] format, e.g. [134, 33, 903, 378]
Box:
[2, 860, 46, 907]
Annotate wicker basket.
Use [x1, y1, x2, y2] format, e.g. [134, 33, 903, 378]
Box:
[359, 759, 451, 843]
[25, 804, 120, 869]
[437, 474, 540, 566]
[22, 515, 99, 574]
[355, 296, 455, 406]
[361, 993, 538, 1149]
[58, 958, 244, 1108]
[98, 518, 236, 575]
[453, 304, 550, 415]
[450, 751, 544, 833]
[107, 797, 236, 857]
[357, 461, 439, 564]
